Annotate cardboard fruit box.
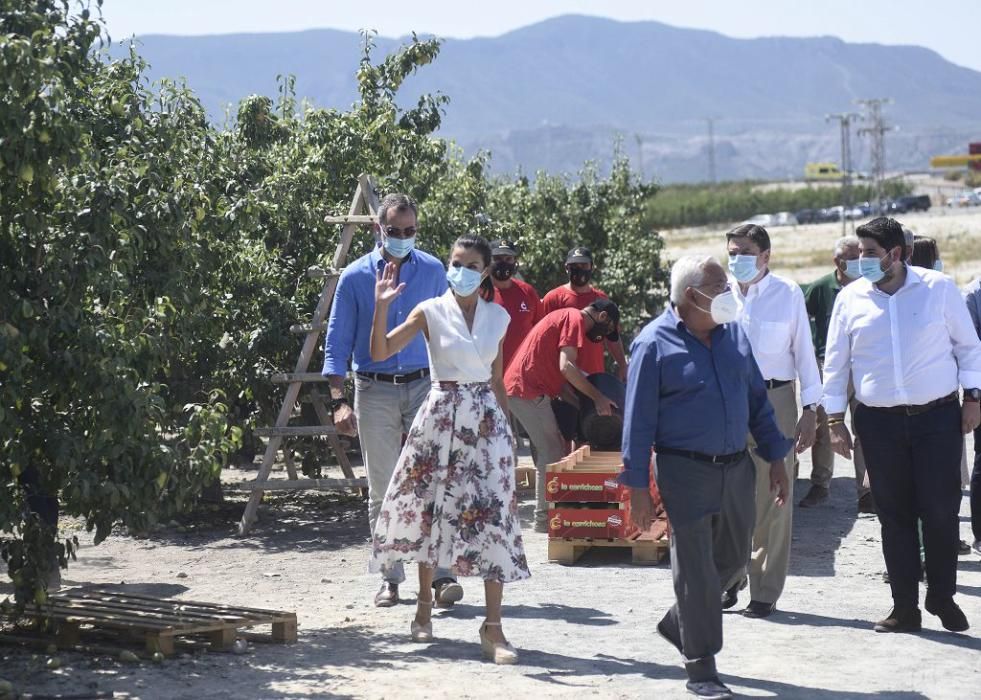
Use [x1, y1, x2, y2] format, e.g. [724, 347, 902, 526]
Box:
[547, 506, 636, 539]
[545, 446, 661, 507]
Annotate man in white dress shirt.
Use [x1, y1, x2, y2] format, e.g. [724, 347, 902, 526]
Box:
[723, 224, 820, 619]
[825, 217, 981, 634]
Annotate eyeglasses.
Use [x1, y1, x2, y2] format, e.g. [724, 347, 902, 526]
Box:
[382, 225, 417, 239]
[697, 282, 731, 294]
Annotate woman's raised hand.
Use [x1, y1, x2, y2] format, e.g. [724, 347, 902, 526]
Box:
[375, 261, 406, 305]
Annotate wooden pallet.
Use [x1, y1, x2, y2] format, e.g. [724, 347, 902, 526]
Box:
[25, 590, 297, 656]
[548, 520, 670, 566]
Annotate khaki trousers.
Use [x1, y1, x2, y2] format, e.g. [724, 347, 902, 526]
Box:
[746, 381, 798, 605]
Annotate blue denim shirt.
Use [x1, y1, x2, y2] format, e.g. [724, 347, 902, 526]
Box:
[322, 247, 448, 376]
[619, 305, 792, 488]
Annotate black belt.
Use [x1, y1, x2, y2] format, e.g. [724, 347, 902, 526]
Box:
[861, 392, 958, 416]
[656, 447, 747, 465]
[764, 379, 792, 389]
[356, 368, 430, 385]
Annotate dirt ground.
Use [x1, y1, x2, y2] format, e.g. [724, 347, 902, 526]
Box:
[2, 441, 980, 700]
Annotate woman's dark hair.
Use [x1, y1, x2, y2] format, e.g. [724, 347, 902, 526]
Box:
[910, 236, 939, 269]
[856, 217, 907, 259]
[452, 233, 494, 301]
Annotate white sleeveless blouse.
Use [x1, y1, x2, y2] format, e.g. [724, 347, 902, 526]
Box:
[419, 290, 511, 382]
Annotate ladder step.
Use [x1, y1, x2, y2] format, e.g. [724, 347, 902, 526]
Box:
[323, 215, 376, 224]
[254, 425, 338, 437]
[229, 477, 368, 492]
[270, 373, 328, 384]
[290, 322, 327, 335]
[306, 266, 342, 280]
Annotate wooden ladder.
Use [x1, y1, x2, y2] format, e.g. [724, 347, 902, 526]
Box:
[238, 174, 380, 534]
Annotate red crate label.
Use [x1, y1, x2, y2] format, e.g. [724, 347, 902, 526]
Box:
[544, 472, 626, 502]
[547, 507, 635, 539]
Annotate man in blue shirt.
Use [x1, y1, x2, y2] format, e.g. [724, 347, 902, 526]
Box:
[622, 255, 791, 700]
[323, 193, 461, 609]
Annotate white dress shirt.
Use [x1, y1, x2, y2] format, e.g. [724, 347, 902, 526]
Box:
[821, 265, 981, 413]
[733, 270, 823, 406]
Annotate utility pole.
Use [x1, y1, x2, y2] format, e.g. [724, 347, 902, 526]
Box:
[856, 98, 894, 213]
[706, 117, 717, 185]
[827, 112, 862, 234]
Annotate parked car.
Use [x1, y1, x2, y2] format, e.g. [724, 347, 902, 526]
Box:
[744, 214, 774, 226]
[795, 208, 820, 224]
[897, 194, 931, 212]
[946, 191, 981, 207]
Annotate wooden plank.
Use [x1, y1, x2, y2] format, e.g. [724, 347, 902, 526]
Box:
[270, 373, 329, 384]
[85, 590, 296, 619]
[254, 425, 338, 438]
[51, 594, 249, 624]
[271, 618, 298, 643]
[290, 322, 327, 334]
[209, 627, 237, 650]
[323, 214, 376, 224]
[147, 632, 175, 656]
[305, 268, 341, 280]
[231, 477, 368, 491]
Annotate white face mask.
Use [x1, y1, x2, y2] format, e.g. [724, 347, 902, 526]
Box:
[693, 288, 739, 324]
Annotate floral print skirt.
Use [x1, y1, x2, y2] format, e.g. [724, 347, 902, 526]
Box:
[369, 382, 530, 583]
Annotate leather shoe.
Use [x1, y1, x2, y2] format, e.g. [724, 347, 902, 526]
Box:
[925, 598, 969, 632]
[373, 582, 399, 608]
[873, 606, 921, 633]
[857, 492, 876, 514]
[743, 600, 775, 618]
[721, 578, 746, 610]
[433, 578, 464, 608]
[685, 678, 733, 699]
[958, 539, 971, 556]
[798, 484, 829, 508]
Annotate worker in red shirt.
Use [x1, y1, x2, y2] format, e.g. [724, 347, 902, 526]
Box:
[489, 239, 544, 370]
[505, 298, 621, 532]
[542, 246, 628, 381]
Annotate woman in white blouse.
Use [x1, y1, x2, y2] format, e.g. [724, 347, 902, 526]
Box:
[368, 234, 529, 664]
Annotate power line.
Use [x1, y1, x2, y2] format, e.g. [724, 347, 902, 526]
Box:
[827, 111, 862, 234]
[856, 98, 897, 211]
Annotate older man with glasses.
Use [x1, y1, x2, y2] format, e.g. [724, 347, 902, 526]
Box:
[323, 192, 462, 609]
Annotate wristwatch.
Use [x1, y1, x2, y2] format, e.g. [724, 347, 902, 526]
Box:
[330, 397, 351, 411]
[964, 389, 981, 403]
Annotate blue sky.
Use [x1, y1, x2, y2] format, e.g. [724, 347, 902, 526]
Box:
[101, 0, 981, 73]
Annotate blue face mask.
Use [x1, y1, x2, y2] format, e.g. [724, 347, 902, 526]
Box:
[383, 235, 415, 259]
[859, 254, 888, 283]
[447, 264, 483, 297]
[933, 260, 944, 273]
[843, 258, 862, 280]
[728, 254, 759, 283]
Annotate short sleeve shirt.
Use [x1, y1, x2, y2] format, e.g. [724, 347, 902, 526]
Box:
[541, 285, 609, 374]
[493, 279, 544, 370]
[504, 308, 587, 399]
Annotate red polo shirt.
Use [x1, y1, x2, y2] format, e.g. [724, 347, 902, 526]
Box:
[493, 279, 544, 370]
[505, 308, 587, 399]
[541, 285, 609, 374]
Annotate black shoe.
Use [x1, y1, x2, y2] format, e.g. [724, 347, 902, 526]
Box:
[721, 578, 746, 610]
[743, 600, 775, 618]
[433, 578, 464, 608]
[958, 539, 971, 556]
[374, 582, 399, 608]
[656, 615, 683, 654]
[857, 492, 876, 514]
[685, 678, 733, 699]
[925, 598, 969, 632]
[798, 485, 829, 508]
[873, 606, 922, 633]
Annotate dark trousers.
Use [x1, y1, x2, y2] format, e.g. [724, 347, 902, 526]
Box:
[655, 452, 756, 682]
[854, 401, 962, 608]
[972, 426, 981, 543]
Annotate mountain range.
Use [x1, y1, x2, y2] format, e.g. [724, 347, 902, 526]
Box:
[119, 15, 981, 182]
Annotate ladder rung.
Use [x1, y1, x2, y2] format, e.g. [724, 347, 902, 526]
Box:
[270, 373, 328, 383]
[323, 215, 376, 224]
[290, 322, 327, 335]
[306, 266, 342, 279]
[254, 425, 337, 437]
[230, 477, 368, 491]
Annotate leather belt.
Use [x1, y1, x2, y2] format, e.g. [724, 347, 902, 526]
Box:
[862, 392, 958, 416]
[764, 379, 792, 389]
[356, 368, 430, 385]
[656, 447, 748, 465]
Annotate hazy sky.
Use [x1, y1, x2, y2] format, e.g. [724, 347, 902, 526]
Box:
[101, 0, 981, 73]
